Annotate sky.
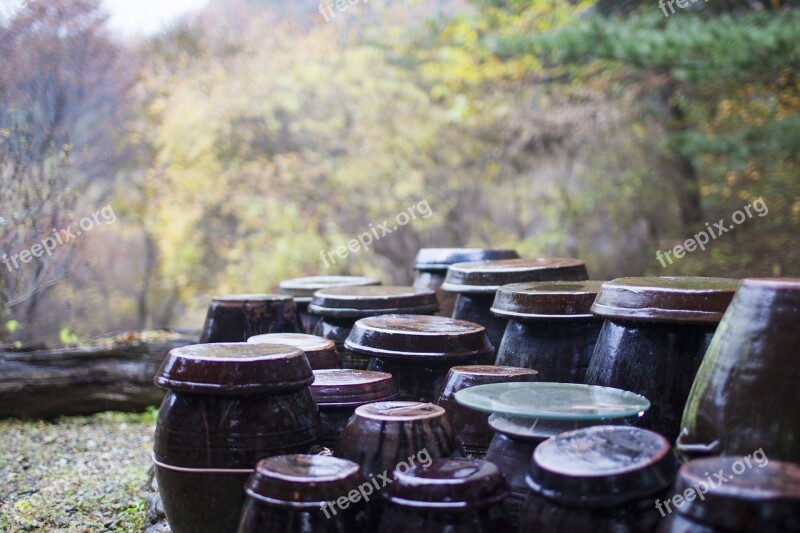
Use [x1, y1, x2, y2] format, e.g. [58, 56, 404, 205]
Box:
[101, 0, 210, 38]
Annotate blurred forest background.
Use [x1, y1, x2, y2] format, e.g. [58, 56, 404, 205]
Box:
[1, 0, 799, 346]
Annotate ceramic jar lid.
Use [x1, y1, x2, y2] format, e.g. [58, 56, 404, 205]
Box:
[414, 248, 519, 271]
[526, 425, 677, 507]
[245, 455, 364, 507]
[308, 286, 439, 318]
[670, 456, 800, 529]
[354, 401, 445, 422]
[441, 258, 589, 294]
[311, 369, 399, 406]
[279, 276, 381, 302]
[591, 277, 741, 323]
[248, 333, 341, 369]
[210, 293, 295, 305]
[154, 343, 313, 394]
[491, 280, 605, 319]
[384, 458, 509, 510]
[441, 365, 539, 382]
[344, 315, 493, 360]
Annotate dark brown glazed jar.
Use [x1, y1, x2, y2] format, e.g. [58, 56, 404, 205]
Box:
[656, 456, 800, 532]
[442, 258, 589, 351]
[434, 365, 538, 458]
[521, 425, 678, 533]
[248, 333, 342, 370]
[310, 369, 399, 450]
[679, 279, 800, 463]
[413, 248, 519, 317]
[237, 454, 375, 533]
[380, 458, 511, 532]
[585, 277, 740, 442]
[346, 315, 494, 402]
[279, 276, 381, 334]
[153, 343, 322, 533]
[199, 294, 301, 343]
[492, 280, 604, 383]
[309, 286, 439, 370]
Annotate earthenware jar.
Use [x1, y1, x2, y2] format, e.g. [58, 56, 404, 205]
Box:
[656, 456, 800, 532]
[585, 277, 740, 442]
[309, 286, 439, 369]
[237, 454, 375, 533]
[521, 425, 678, 533]
[153, 343, 322, 533]
[434, 365, 538, 458]
[492, 280, 604, 382]
[346, 315, 494, 402]
[310, 369, 399, 450]
[199, 294, 301, 343]
[679, 278, 800, 463]
[248, 333, 342, 370]
[413, 248, 519, 317]
[379, 458, 511, 532]
[279, 276, 381, 334]
[442, 258, 589, 350]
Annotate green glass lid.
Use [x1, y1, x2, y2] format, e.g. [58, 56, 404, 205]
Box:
[454, 382, 650, 420]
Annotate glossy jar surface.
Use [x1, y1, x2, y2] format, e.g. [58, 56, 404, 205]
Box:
[248, 333, 342, 370]
[279, 276, 380, 334]
[199, 294, 301, 343]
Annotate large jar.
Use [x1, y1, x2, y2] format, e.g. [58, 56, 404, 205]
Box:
[345, 314, 494, 402]
[152, 343, 322, 533]
[248, 333, 342, 370]
[442, 258, 589, 351]
[492, 280, 604, 382]
[199, 294, 301, 343]
[279, 276, 381, 334]
[310, 368, 399, 450]
[413, 248, 519, 317]
[308, 286, 439, 369]
[379, 458, 511, 532]
[585, 277, 740, 442]
[521, 425, 678, 533]
[679, 278, 800, 463]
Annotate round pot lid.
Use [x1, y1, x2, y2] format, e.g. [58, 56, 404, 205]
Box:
[491, 280, 605, 319]
[441, 258, 589, 294]
[279, 276, 381, 302]
[310, 369, 399, 406]
[308, 286, 439, 318]
[414, 248, 519, 270]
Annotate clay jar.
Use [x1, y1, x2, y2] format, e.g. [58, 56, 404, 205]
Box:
[199, 294, 301, 343]
[656, 456, 800, 532]
[309, 286, 439, 370]
[521, 425, 678, 533]
[345, 314, 494, 402]
[237, 454, 375, 533]
[380, 458, 511, 532]
[279, 276, 381, 334]
[310, 368, 399, 450]
[248, 333, 342, 370]
[434, 365, 538, 458]
[153, 343, 322, 533]
[585, 277, 740, 442]
[492, 280, 604, 383]
[442, 258, 589, 351]
[413, 248, 519, 317]
[679, 278, 800, 462]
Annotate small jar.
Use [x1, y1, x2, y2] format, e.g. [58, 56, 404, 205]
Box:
[442, 258, 589, 351]
[279, 276, 381, 334]
[434, 365, 538, 458]
[237, 454, 375, 533]
[308, 286, 439, 370]
[153, 343, 322, 533]
[346, 315, 494, 402]
[199, 294, 301, 343]
[585, 277, 740, 442]
[492, 281, 604, 383]
[310, 369, 399, 450]
[521, 425, 678, 533]
[380, 458, 511, 532]
[656, 456, 800, 532]
[248, 333, 342, 370]
[679, 278, 800, 463]
[413, 248, 519, 317]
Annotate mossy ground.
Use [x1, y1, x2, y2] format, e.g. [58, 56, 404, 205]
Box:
[0, 409, 156, 532]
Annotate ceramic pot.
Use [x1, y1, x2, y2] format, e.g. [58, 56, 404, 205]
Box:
[279, 276, 380, 334]
[199, 294, 301, 343]
[248, 333, 342, 370]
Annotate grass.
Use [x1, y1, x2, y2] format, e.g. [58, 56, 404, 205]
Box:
[0, 409, 157, 532]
